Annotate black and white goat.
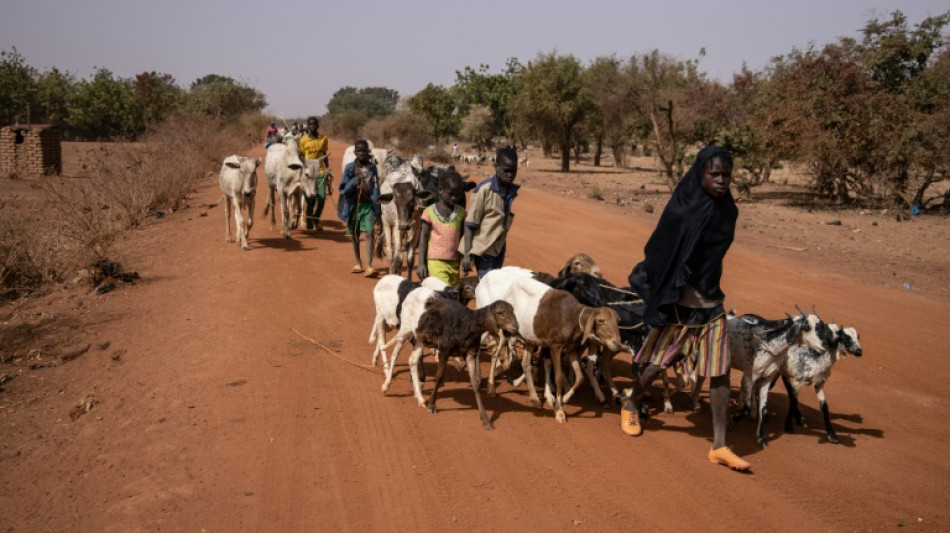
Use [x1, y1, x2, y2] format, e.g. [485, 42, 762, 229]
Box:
[780, 323, 863, 444]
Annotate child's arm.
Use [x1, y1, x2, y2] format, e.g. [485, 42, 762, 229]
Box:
[416, 220, 432, 280]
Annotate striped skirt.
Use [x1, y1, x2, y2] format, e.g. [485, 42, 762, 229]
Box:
[634, 313, 730, 377]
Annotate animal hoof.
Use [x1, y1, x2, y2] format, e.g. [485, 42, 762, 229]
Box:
[555, 411, 566, 424]
[283, 234, 291, 240]
[381, 383, 389, 394]
[241, 245, 249, 251]
[530, 399, 542, 409]
[827, 434, 839, 444]
[483, 422, 493, 430]
[427, 407, 437, 414]
[663, 405, 674, 415]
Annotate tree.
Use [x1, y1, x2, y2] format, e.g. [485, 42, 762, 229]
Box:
[858, 10, 950, 92]
[407, 83, 459, 141]
[510, 52, 592, 171]
[627, 50, 702, 186]
[459, 105, 494, 150]
[454, 59, 521, 138]
[134, 71, 183, 127]
[0, 47, 37, 125]
[583, 56, 642, 167]
[326, 86, 398, 118]
[35, 67, 76, 125]
[186, 74, 266, 118]
[67, 68, 144, 140]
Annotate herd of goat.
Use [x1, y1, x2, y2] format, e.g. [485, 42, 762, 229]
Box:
[216, 145, 864, 446]
[370, 253, 863, 446]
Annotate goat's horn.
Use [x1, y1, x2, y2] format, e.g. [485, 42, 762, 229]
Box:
[811, 304, 819, 316]
[785, 312, 794, 320]
[794, 304, 807, 316]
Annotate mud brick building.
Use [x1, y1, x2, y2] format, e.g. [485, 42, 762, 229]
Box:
[0, 124, 62, 177]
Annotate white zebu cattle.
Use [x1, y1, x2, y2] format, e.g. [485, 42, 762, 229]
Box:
[341, 141, 389, 181]
[375, 155, 433, 282]
[218, 155, 262, 251]
[263, 139, 312, 239]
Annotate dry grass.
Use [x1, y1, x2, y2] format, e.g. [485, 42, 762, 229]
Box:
[0, 114, 260, 300]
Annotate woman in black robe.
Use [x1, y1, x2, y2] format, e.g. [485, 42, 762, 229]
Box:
[621, 145, 750, 471]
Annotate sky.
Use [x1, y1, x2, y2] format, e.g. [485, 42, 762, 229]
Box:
[2, 0, 947, 118]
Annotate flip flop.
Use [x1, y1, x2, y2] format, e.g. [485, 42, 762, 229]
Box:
[351, 265, 364, 274]
[363, 267, 376, 278]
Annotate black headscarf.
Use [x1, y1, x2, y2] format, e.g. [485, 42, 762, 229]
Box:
[628, 145, 738, 327]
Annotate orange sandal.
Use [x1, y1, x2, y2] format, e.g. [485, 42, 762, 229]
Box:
[708, 446, 751, 471]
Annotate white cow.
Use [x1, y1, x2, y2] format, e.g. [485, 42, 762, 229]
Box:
[263, 139, 312, 239]
[218, 155, 262, 251]
[341, 141, 389, 182]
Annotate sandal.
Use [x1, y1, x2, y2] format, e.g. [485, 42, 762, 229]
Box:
[351, 265, 364, 274]
[363, 267, 376, 278]
[708, 446, 751, 471]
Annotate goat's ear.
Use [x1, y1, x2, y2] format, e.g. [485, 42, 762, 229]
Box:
[225, 161, 241, 169]
[376, 193, 393, 204]
[557, 265, 571, 278]
[254, 157, 262, 167]
[582, 308, 596, 343]
[288, 163, 302, 171]
[417, 190, 435, 202]
[463, 180, 476, 191]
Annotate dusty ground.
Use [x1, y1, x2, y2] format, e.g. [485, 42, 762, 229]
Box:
[1, 140, 948, 531]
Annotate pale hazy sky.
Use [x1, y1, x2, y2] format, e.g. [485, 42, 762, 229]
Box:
[2, 0, 947, 118]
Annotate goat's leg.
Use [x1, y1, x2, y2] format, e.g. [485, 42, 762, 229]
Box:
[542, 358, 556, 407]
[486, 332, 506, 397]
[381, 334, 406, 394]
[563, 355, 587, 405]
[552, 347, 567, 423]
[816, 384, 839, 443]
[690, 375, 705, 412]
[755, 380, 770, 447]
[407, 342, 427, 406]
[465, 350, 492, 429]
[425, 352, 449, 413]
[598, 353, 621, 407]
[582, 354, 608, 406]
[369, 315, 387, 367]
[732, 371, 754, 422]
[660, 370, 674, 414]
[782, 374, 806, 432]
[520, 344, 542, 408]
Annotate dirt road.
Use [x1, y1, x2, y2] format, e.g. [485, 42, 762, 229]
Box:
[1, 139, 948, 531]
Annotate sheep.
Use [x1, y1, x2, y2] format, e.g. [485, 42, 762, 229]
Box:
[780, 323, 863, 444]
[378, 277, 482, 403]
[369, 275, 472, 367]
[218, 155, 261, 251]
[547, 272, 643, 405]
[557, 253, 603, 279]
[413, 298, 520, 429]
[476, 268, 626, 423]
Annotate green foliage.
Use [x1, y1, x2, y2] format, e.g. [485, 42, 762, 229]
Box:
[66, 68, 144, 140]
[510, 52, 591, 171]
[459, 105, 494, 149]
[858, 10, 950, 92]
[0, 47, 37, 125]
[326, 86, 398, 118]
[360, 111, 434, 154]
[407, 83, 459, 141]
[34, 67, 76, 125]
[185, 74, 266, 119]
[134, 71, 183, 127]
[454, 59, 521, 137]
